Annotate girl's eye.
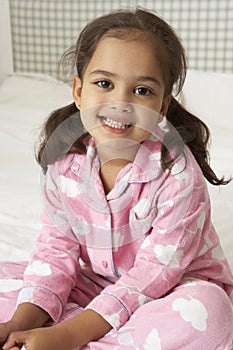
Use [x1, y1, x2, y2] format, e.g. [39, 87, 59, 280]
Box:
[134, 87, 153, 96]
[96, 80, 112, 89]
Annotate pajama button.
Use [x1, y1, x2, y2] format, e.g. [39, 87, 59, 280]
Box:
[102, 260, 108, 268]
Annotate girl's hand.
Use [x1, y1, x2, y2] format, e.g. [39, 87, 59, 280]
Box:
[0, 321, 22, 347]
[2, 325, 72, 350]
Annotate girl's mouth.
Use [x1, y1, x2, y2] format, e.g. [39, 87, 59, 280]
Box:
[100, 116, 134, 130]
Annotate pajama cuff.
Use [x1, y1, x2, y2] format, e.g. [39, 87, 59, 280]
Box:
[16, 286, 63, 323]
[86, 293, 130, 330]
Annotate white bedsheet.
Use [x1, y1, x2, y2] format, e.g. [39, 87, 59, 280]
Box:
[0, 72, 232, 272]
[0, 74, 72, 261]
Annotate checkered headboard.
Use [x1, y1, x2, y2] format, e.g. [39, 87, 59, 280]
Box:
[8, 0, 233, 79]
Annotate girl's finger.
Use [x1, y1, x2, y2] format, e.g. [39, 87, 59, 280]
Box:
[2, 344, 21, 350]
[2, 341, 22, 350]
[2, 331, 27, 350]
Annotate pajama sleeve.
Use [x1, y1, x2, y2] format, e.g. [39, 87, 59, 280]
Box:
[17, 162, 81, 323]
[86, 161, 215, 329]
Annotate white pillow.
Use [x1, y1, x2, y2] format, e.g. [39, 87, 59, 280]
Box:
[181, 69, 233, 128]
[181, 69, 233, 269]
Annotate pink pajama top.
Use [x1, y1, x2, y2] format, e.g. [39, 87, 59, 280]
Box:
[17, 137, 233, 329]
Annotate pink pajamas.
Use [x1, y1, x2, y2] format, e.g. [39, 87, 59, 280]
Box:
[0, 262, 232, 349]
[0, 137, 233, 349]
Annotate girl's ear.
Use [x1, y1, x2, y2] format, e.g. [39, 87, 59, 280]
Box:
[160, 95, 171, 117]
[157, 95, 171, 122]
[72, 75, 82, 109]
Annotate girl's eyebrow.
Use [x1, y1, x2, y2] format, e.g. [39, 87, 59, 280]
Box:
[137, 75, 162, 87]
[89, 70, 162, 87]
[89, 70, 117, 78]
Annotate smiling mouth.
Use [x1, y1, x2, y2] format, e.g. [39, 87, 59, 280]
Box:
[100, 116, 134, 130]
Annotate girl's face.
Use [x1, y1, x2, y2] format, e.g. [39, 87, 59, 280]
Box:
[73, 36, 170, 146]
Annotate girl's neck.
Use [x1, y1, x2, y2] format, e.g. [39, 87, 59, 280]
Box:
[99, 159, 131, 194]
[96, 139, 140, 167]
[96, 140, 140, 194]
[95, 140, 141, 194]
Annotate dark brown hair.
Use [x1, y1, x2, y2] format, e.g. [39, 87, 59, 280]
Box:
[36, 8, 230, 185]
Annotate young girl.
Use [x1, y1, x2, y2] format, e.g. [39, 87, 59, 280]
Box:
[0, 8, 233, 350]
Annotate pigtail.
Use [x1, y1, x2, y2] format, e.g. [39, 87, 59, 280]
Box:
[36, 102, 88, 173]
[162, 97, 231, 185]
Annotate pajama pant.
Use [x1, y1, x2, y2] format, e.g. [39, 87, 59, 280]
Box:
[0, 261, 233, 350]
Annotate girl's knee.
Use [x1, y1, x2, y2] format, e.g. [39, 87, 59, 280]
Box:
[120, 281, 233, 349]
[175, 280, 233, 321]
[172, 280, 233, 347]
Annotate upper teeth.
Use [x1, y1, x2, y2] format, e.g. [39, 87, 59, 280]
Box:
[102, 117, 132, 129]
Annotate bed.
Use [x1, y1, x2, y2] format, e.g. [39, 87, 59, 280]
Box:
[0, 1, 233, 274]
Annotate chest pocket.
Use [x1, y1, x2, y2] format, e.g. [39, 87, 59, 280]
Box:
[129, 199, 157, 241]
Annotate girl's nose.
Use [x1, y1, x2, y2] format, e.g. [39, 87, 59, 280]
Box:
[109, 102, 134, 113]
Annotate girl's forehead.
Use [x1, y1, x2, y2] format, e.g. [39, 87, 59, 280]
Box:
[103, 27, 152, 40]
[84, 36, 165, 88]
[91, 35, 159, 62]
[89, 36, 158, 68]
[99, 29, 156, 48]
[88, 35, 162, 69]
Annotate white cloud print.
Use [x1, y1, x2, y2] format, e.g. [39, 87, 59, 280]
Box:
[58, 175, 86, 198]
[154, 244, 183, 267]
[144, 328, 162, 350]
[24, 261, 52, 277]
[133, 198, 151, 219]
[0, 279, 23, 292]
[72, 219, 91, 236]
[118, 331, 134, 346]
[172, 296, 208, 331]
